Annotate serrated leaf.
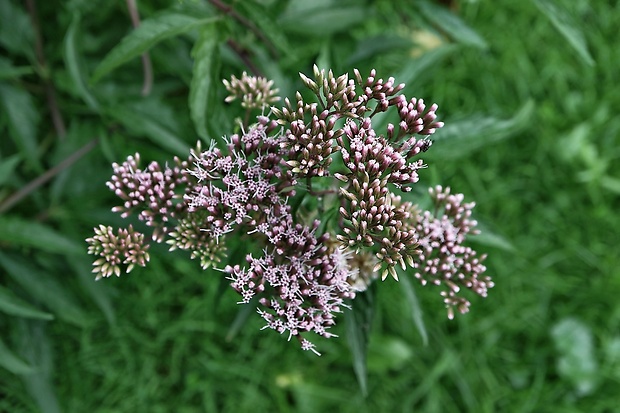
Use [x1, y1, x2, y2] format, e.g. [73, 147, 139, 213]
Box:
[0, 252, 88, 327]
[0, 84, 42, 172]
[64, 12, 100, 110]
[279, 5, 367, 35]
[0, 285, 54, 320]
[189, 25, 220, 141]
[0, 216, 82, 255]
[0, 338, 33, 375]
[345, 286, 374, 396]
[400, 276, 428, 346]
[428, 100, 535, 159]
[92, 12, 219, 82]
[417, 1, 488, 49]
[534, 0, 594, 66]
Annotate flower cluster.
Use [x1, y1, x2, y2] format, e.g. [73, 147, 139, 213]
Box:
[86, 225, 150, 280]
[87, 67, 492, 353]
[223, 71, 280, 110]
[414, 186, 492, 319]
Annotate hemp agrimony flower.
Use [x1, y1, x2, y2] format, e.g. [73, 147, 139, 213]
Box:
[87, 67, 491, 354]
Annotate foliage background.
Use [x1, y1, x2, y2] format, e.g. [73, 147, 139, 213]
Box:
[1, 0, 619, 412]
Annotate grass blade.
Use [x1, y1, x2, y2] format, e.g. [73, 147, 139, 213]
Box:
[0, 338, 33, 375]
[0, 285, 54, 320]
[417, 1, 488, 49]
[0, 216, 82, 255]
[0, 252, 88, 327]
[534, 0, 594, 66]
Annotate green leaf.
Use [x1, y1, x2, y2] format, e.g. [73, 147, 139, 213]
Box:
[189, 25, 220, 142]
[0, 57, 34, 80]
[469, 226, 516, 252]
[400, 276, 428, 346]
[0, 285, 54, 320]
[428, 100, 535, 159]
[0, 216, 83, 255]
[63, 12, 100, 110]
[347, 35, 414, 66]
[417, 1, 488, 49]
[106, 103, 190, 155]
[279, 4, 367, 35]
[0, 154, 21, 186]
[345, 286, 374, 396]
[92, 12, 219, 82]
[0, 252, 88, 327]
[0, 84, 42, 172]
[534, 0, 594, 66]
[0, 0, 35, 61]
[238, 1, 292, 57]
[0, 338, 33, 375]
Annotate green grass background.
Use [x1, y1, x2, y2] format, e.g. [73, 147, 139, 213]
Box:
[1, 0, 619, 412]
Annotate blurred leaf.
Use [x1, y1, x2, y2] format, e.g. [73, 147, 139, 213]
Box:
[600, 176, 620, 194]
[189, 24, 220, 142]
[0, 338, 33, 375]
[239, 2, 292, 57]
[400, 276, 428, 346]
[0, 0, 35, 61]
[18, 321, 61, 413]
[469, 226, 516, 252]
[0, 57, 34, 80]
[345, 285, 374, 397]
[64, 12, 100, 110]
[0, 84, 42, 172]
[551, 318, 599, 396]
[279, 3, 367, 35]
[534, 0, 594, 66]
[106, 102, 190, 155]
[0, 252, 88, 327]
[0, 154, 21, 186]
[429, 99, 535, 159]
[0, 285, 54, 320]
[367, 336, 413, 374]
[92, 12, 219, 82]
[347, 35, 413, 66]
[417, 1, 488, 49]
[0, 216, 82, 255]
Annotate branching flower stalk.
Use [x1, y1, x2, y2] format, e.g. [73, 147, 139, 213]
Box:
[87, 66, 492, 354]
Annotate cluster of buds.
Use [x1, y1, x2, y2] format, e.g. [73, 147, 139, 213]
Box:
[87, 67, 491, 353]
[223, 71, 280, 110]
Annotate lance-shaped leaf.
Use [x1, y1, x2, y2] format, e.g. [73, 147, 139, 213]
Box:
[92, 12, 219, 82]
